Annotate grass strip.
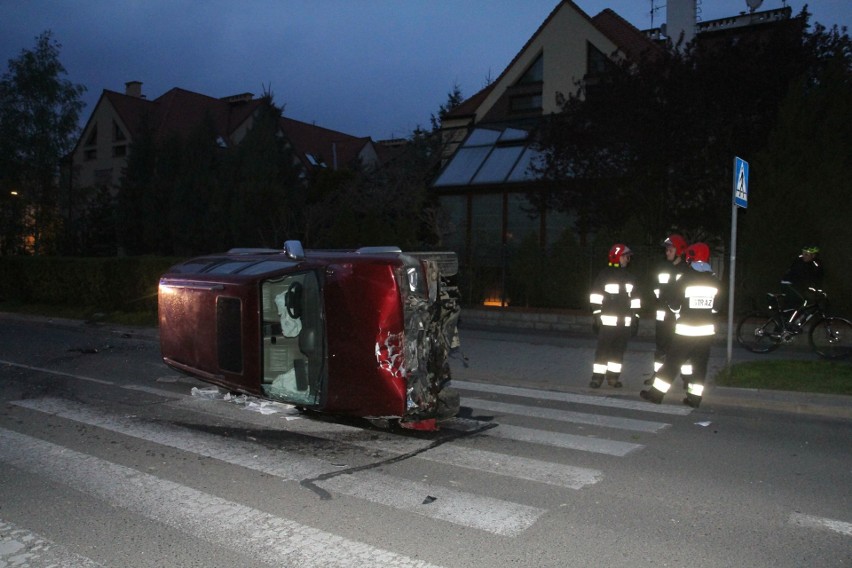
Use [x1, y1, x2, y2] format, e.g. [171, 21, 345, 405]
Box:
[716, 360, 852, 396]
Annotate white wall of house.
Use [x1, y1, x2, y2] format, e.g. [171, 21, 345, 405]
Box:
[475, 4, 620, 121]
[72, 99, 130, 191]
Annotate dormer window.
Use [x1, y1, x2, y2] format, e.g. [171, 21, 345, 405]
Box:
[305, 153, 326, 168]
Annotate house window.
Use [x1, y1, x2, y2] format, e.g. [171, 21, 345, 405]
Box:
[586, 42, 614, 78]
[84, 148, 97, 161]
[113, 120, 126, 142]
[85, 124, 98, 146]
[113, 145, 127, 157]
[517, 53, 543, 85]
[509, 94, 543, 112]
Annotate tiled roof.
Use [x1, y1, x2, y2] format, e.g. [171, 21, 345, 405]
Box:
[279, 115, 372, 170]
[591, 9, 663, 62]
[103, 87, 265, 143]
[89, 86, 373, 172]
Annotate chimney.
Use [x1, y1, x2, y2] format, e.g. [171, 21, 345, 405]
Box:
[125, 81, 143, 98]
[666, 0, 697, 48]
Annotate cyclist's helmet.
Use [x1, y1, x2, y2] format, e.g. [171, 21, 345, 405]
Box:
[608, 243, 632, 266]
[662, 234, 687, 256]
[686, 242, 710, 264]
[802, 245, 820, 255]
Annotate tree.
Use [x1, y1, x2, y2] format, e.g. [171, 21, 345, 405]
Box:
[117, 93, 303, 255]
[303, 86, 464, 249]
[227, 96, 302, 249]
[532, 11, 813, 249]
[739, 23, 852, 314]
[0, 31, 85, 254]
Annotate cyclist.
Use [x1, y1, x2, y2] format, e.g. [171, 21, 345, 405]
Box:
[780, 245, 824, 328]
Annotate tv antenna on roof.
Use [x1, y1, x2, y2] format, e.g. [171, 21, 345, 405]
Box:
[746, 0, 764, 12]
[649, 1, 665, 28]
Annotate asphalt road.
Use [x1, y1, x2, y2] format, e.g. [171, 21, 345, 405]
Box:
[0, 314, 849, 567]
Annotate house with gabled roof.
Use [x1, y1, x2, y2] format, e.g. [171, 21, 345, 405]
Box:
[431, 0, 796, 307]
[432, 1, 661, 285]
[70, 81, 379, 192]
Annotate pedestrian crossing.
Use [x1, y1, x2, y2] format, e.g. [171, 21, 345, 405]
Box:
[1, 373, 689, 566]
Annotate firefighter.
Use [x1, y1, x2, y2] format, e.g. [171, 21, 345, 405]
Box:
[644, 234, 692, 388]
[640, 242, 720, 408]
[589, 244, 641, 389]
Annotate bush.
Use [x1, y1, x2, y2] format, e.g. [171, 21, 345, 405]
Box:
[0, 256, 181, 316]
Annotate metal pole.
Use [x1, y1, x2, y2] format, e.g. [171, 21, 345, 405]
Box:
[727, 196, 737, 367]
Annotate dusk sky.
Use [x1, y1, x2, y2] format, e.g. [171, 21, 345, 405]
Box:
[2, 0, 850, 141]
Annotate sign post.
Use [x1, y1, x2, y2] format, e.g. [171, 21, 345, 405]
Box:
[728, 157, 749, 366]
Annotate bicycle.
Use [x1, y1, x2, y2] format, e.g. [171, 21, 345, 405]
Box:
[736, 288, 852, 359]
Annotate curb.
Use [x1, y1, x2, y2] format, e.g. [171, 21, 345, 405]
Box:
[705, 386, 851, 421]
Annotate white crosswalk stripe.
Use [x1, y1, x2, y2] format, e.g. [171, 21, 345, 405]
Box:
[0, 518, 105, 568]
[486, 423, 642, 456]
[169, 398, 603, 490]
[12, 397, 545, 537]
[0, 428, 444, 568]
[4, 363, 681, 551]
[452, 380, 693, 416]
[462, 397, 670, 432]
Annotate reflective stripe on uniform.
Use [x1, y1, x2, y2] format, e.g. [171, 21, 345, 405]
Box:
[630, 298, 641, 309]
[675, 323, 715, 336]
[681, 364, 693, 375]
[593, 363, 608, 374]
[685, 285, 717, 296]
[652, 377, 671, 393]
[687, 383, 704, 396]
[658, 273, 671, 284]
[656, 310, 667, 321]
[607, 362, 623, 373]
[590, 293, 604, 305]
[604, 283, 620, 294]
[600, 315, 619, 326]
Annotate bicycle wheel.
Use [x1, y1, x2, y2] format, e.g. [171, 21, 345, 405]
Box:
[809, 317, 852, 359]
[736, 311, 783, 353]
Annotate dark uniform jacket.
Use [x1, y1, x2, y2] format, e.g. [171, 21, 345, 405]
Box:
[590, 266, 641, 328]
[667, 269, 721, 337]
[653, 259, 686, 324]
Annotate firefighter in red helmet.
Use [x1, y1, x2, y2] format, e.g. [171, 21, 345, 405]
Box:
[641, 242, 720, 408]
[589, 244, 641, 389]
[645, 234, 693, 389]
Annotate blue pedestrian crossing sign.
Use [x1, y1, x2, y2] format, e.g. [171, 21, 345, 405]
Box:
[734, 157, 749, 208]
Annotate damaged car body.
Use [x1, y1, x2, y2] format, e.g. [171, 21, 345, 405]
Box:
[158, 240, 461, 430]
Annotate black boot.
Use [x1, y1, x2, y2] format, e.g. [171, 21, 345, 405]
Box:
[683, 394, 701, 408]
[640, 389, 664, 404]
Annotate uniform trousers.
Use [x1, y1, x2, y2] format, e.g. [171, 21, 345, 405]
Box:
[592, 324, 631, 384]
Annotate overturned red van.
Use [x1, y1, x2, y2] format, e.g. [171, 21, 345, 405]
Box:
[158, 241, 461, 430]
